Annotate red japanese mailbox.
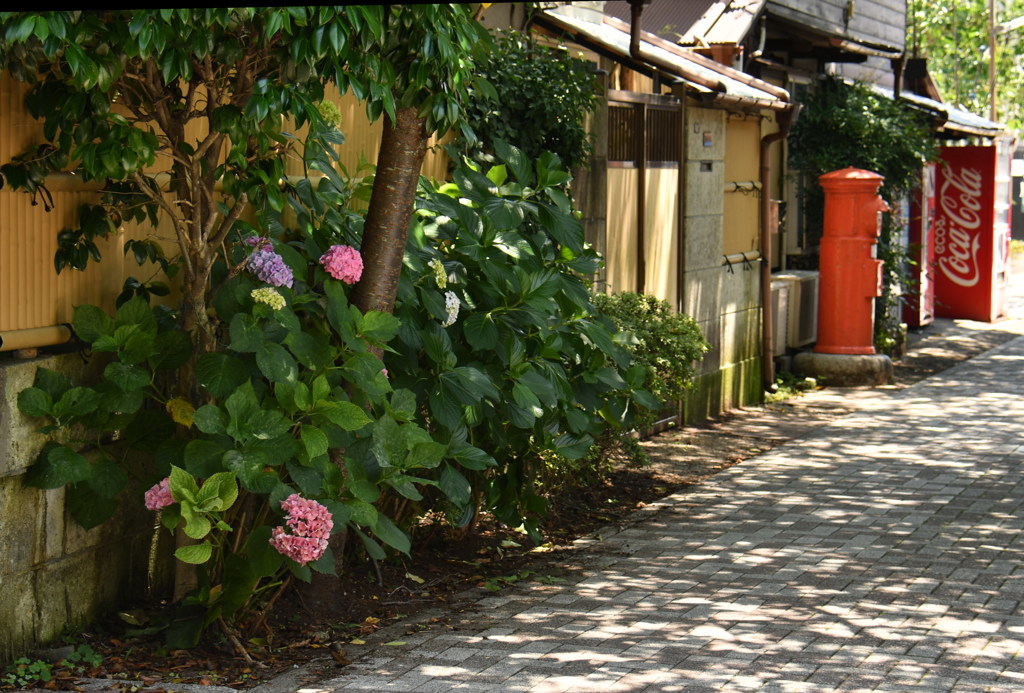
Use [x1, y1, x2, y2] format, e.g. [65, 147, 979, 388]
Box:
[815, 167, 889, 355]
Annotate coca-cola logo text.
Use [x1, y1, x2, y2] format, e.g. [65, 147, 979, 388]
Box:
[935, 165, 983, 288]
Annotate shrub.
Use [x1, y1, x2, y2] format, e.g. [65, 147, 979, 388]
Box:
[386, 142, 657, 540]
[592, 292, 710, 427]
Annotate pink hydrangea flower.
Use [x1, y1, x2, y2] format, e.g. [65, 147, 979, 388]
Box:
[270, 494, 333, 566]
[144, 477, 174, 511]
[319, 245, 363, 284]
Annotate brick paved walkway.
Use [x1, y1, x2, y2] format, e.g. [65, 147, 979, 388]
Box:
[312, 334, 1024, 692]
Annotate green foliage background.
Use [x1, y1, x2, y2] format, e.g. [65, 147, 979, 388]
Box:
[909, 0, 1024, 130]
[450, 30, 602, 172]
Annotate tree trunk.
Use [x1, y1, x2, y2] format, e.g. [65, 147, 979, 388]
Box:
[351, 106, 429, 315]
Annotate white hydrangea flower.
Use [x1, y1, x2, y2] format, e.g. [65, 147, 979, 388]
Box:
[441, 290, 460, 327]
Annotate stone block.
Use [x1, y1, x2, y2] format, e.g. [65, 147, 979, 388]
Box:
[0, 360, 50, 478]
[681, 268, 722, 324]
[792, 351, 894, 387]
[720, 307, 762, 367]
[0, 475, 42, 577]
[0, 571, 37, 663]
[684, 161, 724, 215]
[684, 215, 724, 271]
[719, 267, 762, 314]
[695, 318, 722, 375]
[687, 108, 725, 160]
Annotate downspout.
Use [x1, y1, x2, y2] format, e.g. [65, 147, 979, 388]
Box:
[759, 103, 801, 390]
[629, 0, 650, 294]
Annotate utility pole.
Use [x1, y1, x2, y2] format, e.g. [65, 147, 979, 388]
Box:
[990, 0, 997, 122]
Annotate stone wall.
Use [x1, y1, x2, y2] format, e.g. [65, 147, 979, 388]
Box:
[0, 354, 156, 663]
[680, 106, 764, 423]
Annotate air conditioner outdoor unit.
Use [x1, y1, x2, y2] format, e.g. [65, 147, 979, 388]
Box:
[772, 270, 819, 348]
[770, 281, 790, 357]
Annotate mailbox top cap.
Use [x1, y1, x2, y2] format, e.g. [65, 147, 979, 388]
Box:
[819, 166, 885, 183]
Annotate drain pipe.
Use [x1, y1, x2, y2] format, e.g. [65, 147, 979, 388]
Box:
[759, 103, 801, 390]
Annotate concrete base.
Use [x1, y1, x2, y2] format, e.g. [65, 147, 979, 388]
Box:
[792, 351, 894, 387]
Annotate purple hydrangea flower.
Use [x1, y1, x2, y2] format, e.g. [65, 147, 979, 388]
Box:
[248, 248, 294, 288]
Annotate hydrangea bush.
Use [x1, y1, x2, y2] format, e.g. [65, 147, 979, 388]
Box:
[16, 143, 660, 646]
[385, 142, 660, 538]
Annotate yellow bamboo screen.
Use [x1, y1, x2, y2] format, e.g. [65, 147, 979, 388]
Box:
[605, 168, 640, 294]
[643, 168, 678, 305]
[0, 76, 123, 333]
[0, 72, 449, 340]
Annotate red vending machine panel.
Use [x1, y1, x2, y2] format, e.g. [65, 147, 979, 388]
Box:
[933, 144, 1010, 322]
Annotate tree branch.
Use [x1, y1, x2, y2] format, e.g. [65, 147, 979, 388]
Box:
[131, 171, 195, 281]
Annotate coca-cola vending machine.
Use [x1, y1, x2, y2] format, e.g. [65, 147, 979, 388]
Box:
[933, 143, 1011, 322]
[904, 163, 936, 327]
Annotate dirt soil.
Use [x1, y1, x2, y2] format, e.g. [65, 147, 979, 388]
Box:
[8, 318, 1021, 691]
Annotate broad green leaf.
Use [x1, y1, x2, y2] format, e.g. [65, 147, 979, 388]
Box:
[406, 441, 446, 469]
[439, 463, 471, 507]
[386, 474, 425, 500]
[462, 313, 498, 351]
[181, 507, 211, 540]
[86, 454, 127, 499]
[196, 471, 238, 511]
[371, 415, 405, 468]
[175, 541, 213, 564]
[17, 387, 53, 418]
[344, 499, 378, 527]
[32, 368, 72, 401]
[245, 525, 284, 577]
[387, 389, 417, 421]
[224, 381, 260, 436]
[72, 304, 114, 343]
[169, 464, 200, 503]
[248, 408, 292, 440]
[68, 482, 118, 529]
[25, 444, 91, 489]
[349, 478, 380, 504]
[448, 438, 495, 470]
[104, 362, 149, 392]
[512, 382, 543, 417]
[184, 439, 229, 477]
[196, 352, 250, 398]
[52, 387, 100, 419]
[256, 341, 298, 384]
[151, 329, 193, 371]
[193, 405, 228, 435]
[229, 313, 264, 353]
[373, 514, 410, 555]
[300, 425, 329, 459]
[353, 527, 386, 561]
[285, 329, 333, 369]
[114, 295, 157, 332]
[359, 310, 401, 341]
[223, 449, 277, 493]
[317, 401, 372, 431]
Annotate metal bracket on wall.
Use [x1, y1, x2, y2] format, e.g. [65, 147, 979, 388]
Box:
[722, 250, 762, 273]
